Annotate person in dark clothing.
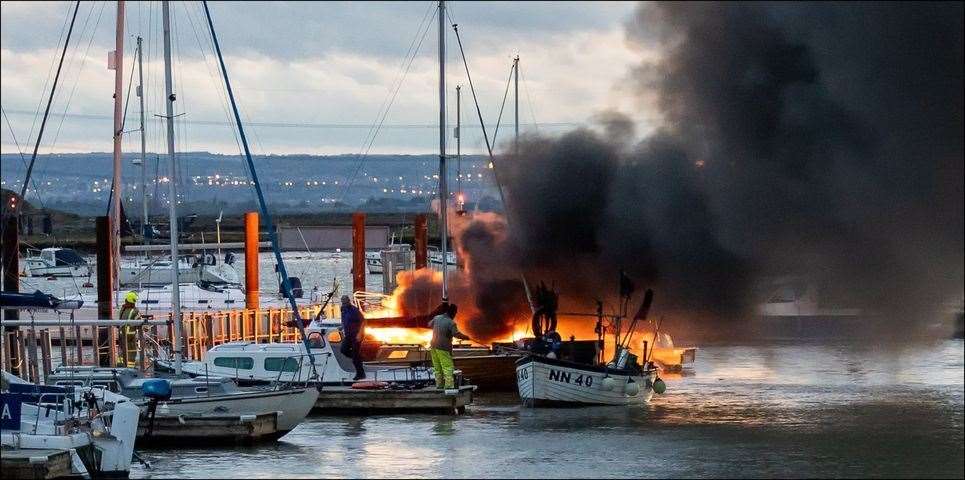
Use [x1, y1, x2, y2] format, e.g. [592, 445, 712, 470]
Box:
[339, 295, 366, 380]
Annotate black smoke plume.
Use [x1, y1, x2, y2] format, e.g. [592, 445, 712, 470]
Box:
[398, 2, 963, 340]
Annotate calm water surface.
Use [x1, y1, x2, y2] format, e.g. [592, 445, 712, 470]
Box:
[129, 340, 964, 478]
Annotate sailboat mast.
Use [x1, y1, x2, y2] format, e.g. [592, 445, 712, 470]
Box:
[161, 0, 183, 375]
[514, 55, 519, 152]
[456, 84, 461, 204]
[111, 0, 125, 291]
[137, 35, 148, 245]
[438, 0, 448, 302]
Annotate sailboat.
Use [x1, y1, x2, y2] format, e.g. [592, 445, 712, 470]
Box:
[21, 247, 91, 278]
[50, 0, 317, 440]
[3, 369, 140, 477]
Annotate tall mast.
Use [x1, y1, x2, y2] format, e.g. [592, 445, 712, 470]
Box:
[513, 55, 519, 152]
[111, 0, 125, 290]
[161, 0, 183, 375]
[136, 35, 148, 245]
[438, 0, 448, 302]
[456, 84, 461, 209]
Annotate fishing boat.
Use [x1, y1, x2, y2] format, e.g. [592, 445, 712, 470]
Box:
[21, 247, 91, 278]
[515, 285, 665, 407]
[516, 354, 658, 407]
[2, 371, 140, 477]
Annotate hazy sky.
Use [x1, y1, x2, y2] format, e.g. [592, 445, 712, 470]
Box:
[1, 1, 652, 155]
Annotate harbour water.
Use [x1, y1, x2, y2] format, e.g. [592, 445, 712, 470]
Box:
[128, 340, 964, 478]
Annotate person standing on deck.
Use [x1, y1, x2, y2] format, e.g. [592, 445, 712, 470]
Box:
[339, 295, 366, 380]
[429, 303, 471, 393]
[118, 291, 140, 367]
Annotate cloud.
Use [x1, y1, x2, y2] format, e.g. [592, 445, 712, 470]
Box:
[1, 2, 645, 155]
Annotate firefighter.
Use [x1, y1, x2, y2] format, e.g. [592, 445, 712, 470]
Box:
[118, 291, 140, 367]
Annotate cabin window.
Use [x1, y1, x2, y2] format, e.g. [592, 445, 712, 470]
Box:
[54, 249, 85, 266]
[92, 381, 119, 392]
[264, 357, 300, 372]
[327, 331, 343, 343]
[194, 387, 208, 394]
[213, 356, 254, 370]
[386, 350, 410, 360]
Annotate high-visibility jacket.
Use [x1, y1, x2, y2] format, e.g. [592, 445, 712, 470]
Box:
[118, 304, 140, 366]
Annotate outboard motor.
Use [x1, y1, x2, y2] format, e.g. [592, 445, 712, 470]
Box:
[141, 379, 172, 439]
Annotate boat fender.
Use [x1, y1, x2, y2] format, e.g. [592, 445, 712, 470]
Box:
[602, 376, 618, 391]
[351, 380, 388, 390]
[624, 379, 640, 396]
[653, 377, 667, 394]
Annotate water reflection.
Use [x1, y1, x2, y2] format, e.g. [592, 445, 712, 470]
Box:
[131, 340, 963, 478]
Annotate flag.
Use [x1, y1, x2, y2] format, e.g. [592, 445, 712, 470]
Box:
[619, 270, 635, 298]
[633, 289, 654, 321]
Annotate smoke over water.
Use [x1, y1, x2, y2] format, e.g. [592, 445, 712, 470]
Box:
[391, 2, 963, 340]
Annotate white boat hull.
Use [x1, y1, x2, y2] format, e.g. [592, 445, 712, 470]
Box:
[516, 356, 656, 407]
[148, 387, 318, 432]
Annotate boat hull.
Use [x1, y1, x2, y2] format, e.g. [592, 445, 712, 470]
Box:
[453, 354, 520, 392]
[23, 263, 91, 278]
[516, 356, 656, 407]
[145, 387, 318, 433]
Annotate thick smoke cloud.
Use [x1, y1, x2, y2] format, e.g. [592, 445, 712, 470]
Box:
[396, 2, 963, 340]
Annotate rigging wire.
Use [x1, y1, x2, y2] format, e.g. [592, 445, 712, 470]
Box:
[19, 0, 82, 202]
[47, 1, 107, 155]
[449, 13, 537, 313]
[519, 63, 541, 131]
[22, 1, 74, 152]
[490, 61, 515, 150]
[2, 107, 47, 211]
[333, 1, 437, 207]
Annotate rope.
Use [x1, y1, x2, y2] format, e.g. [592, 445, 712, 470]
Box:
[19, 1, 81, 201]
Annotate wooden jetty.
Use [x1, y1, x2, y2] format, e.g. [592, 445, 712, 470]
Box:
[314, 385, 475, 414]
[136, 412, 281, 447]
[0, 448, 74, 480]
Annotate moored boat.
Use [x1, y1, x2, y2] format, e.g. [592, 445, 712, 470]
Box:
[515, 283, 666, 407]
[516, 355, 657, 407]
[21, 247, 91, 278]
[2, 371, 140, 477]
[46, 366, 318, 436]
